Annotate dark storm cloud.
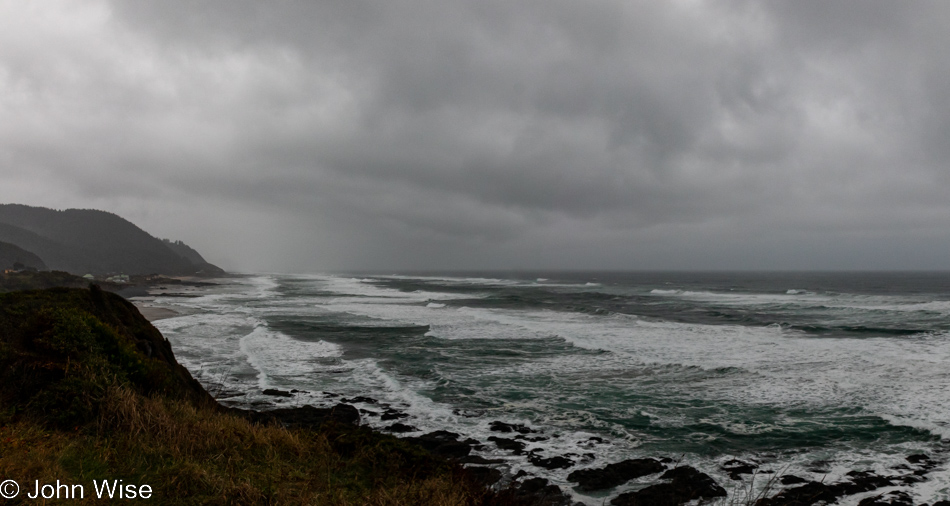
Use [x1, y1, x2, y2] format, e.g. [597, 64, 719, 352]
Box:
[2, 1, 950, 271]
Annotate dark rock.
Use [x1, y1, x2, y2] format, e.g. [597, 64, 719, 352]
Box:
[907, 454, 932, 465]
[567, 458, 666, 492]
[497, 477, 573, 506]
[466, 466, 503, 487]
[453, 408, 485, 417]
[779, 475, 808, 485]
[488, 436, 527, 453]
[611, 466, 726, 506]
[403, 430, 474, 458]
[262, 388, 293, 397]
[757, 481, 841, 506]
[380, 410, 409, 421]
[843, 471, 896, 494]
[490, 421, 537, 434]
[341, 396, 378, 404]
[383, 423, 418, 433]
[404, 430, 459, 451]
[415, 430, 461, 445]
[431, 441, 473, 459]
[933, 501, 950, 506]
[459, 455, 504, 465]
[858, 490, 914, 506]
[359, 409, 378, 416]
[461, 437, 483, 449]
[238, 403, 360, 429]
[722, 459, 758, 480]
[530, 454, 575, 470]
[757, 471, 896, 506]
[327, 403, 361, 426]
[323, 391, 340, 397]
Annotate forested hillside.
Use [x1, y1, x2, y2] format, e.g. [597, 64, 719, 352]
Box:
[0, 204, 224, 276]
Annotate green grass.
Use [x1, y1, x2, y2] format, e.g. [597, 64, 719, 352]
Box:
[0, 286, 507, 505]
[1, 386, 485, 505]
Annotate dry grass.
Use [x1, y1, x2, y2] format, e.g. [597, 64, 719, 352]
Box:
[0, 386, 479, 505]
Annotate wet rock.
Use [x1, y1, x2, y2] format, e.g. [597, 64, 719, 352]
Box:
[461, 438, 484, 450]
[359, 409, 378, 417]
[237, 403, 360, 428]
[466, 466, 503, 487]
[567, 458, 666, 492]
[383, 423, 418, 433]
[490, 421, 537, 434]
[380, 409, 409, 421]
[779, 475, 808, 485]
[488, 436, 527, 453]
[858, 490, 914, 506]
[459, 455, 504, 465]
[413, 430, 461, 445]
[262, 388, 293, 397]
[530, 454, 575, 470]
[432, 441, 473, 458]
[722, 459, 758, 480]
[498, 477, 573, 506]
[757, 481, 842, 506]
[341, 396, 378, 404]
[756, 471, 896, 506]
[933, 501, 950, 506]
[907, 454, 939, 477]
[322, 391, 340, 397]
[453, 408, 485, 417]
[404, 430, 475, 459]
[843, 471, 897, 494]
[611, 466, 726, 506]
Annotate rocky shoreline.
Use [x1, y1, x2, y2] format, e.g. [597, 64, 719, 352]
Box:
[237, 388, 949, 506]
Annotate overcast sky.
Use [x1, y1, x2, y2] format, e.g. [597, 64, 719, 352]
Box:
[2, 1, 950, 272]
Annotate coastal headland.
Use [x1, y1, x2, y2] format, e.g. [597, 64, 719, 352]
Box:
[2, 274, 947, 505]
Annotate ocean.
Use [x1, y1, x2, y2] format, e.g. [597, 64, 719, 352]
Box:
[144, 271, 950, 504]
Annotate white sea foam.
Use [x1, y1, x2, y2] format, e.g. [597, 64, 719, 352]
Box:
[649, 286, 950, 315]
[308, 278, 950, 442]
[154, 273, 950, 505]
[239, 324, 342, 390]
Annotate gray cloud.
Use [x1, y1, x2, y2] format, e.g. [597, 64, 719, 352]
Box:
[2, 0, 950, 271]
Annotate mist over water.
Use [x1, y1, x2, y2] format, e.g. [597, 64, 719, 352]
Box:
[150, 272, 950, 504]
